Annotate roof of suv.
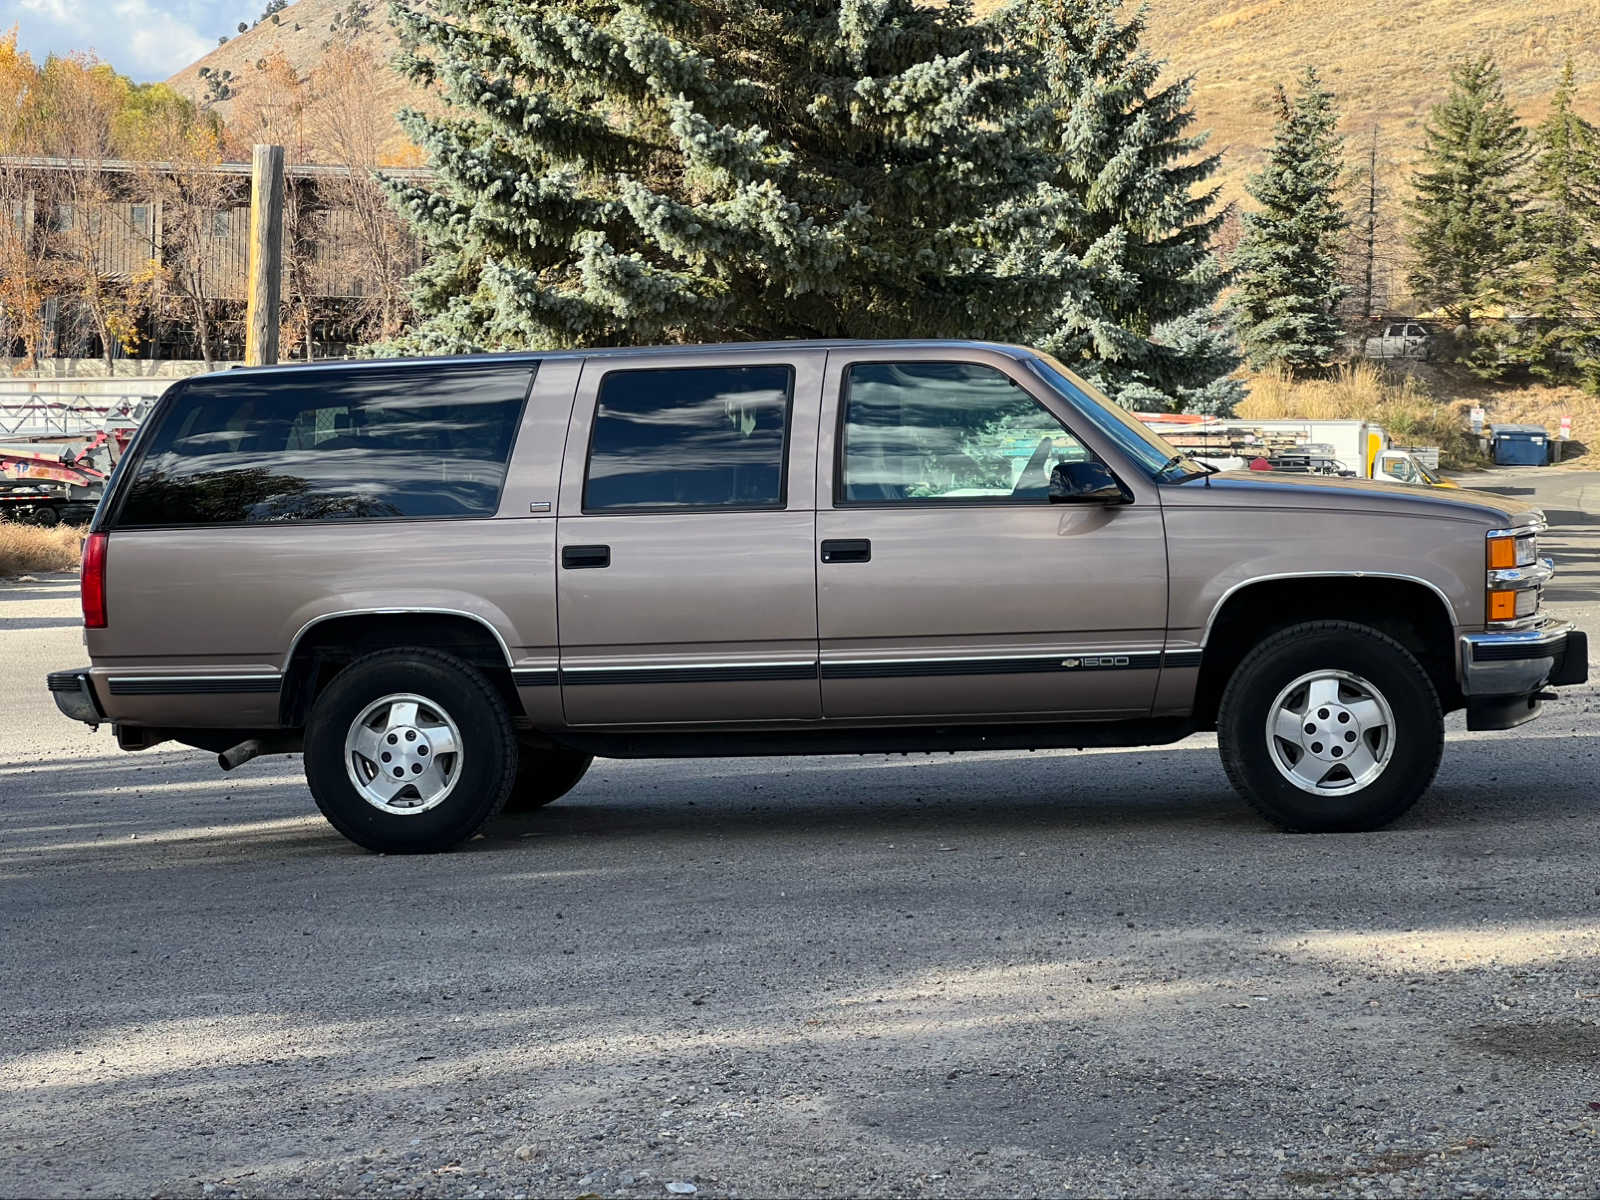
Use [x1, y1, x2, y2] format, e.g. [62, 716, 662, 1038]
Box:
[207, 339, 1038, 379]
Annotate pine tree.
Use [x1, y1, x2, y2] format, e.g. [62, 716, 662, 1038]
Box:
[1228, 68, 1348, 376]
[381, 0, 1068, 353]
[1006, 0, 1241, 415]
[1406, 55, 1530, 371]
[1520, 60, 1600, 389]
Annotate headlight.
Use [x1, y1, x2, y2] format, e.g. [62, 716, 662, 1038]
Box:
[1487, 533, 1538, 569]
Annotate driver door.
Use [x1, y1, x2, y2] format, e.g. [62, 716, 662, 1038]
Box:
[814, 349, 1169, 720]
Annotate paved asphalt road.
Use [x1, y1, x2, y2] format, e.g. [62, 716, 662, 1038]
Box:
[2, 468, 1598, 1199]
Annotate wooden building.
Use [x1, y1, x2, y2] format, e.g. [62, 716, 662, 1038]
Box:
[0, 155, 429, 360]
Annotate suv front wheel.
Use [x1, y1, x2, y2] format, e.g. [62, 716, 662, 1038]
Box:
[1217, 621, 1444, 832]
[303, 648, 518, 853]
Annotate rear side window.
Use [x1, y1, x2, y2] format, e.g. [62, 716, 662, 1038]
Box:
[115, 363, 532, 528]
[583, 365, 792, 511]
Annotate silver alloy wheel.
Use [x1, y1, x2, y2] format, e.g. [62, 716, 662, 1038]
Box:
[1266, 669, 1395, 795]
[343, 692, 463, 815]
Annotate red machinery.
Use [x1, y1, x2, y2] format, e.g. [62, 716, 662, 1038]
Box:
[0, 425, 138, 527]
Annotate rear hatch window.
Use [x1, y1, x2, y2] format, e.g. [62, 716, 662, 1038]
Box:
[112, 362, 534, 528]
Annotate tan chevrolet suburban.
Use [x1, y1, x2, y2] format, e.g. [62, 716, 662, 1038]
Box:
[48, 340, 1587, 852]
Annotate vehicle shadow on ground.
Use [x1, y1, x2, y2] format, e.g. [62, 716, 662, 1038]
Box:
[0, 577, 79, 602]
[0, 615, 88, 630]
[3, 721, 1595, 868]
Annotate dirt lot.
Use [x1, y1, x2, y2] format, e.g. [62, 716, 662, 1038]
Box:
[2, 468, 1599, 1199]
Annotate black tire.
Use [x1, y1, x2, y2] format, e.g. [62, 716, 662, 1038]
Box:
[303, 647, 517, 853]
[1217, 621, 1444, 833]
[503, 739, 593, 814]
[32, 505, 60, 528]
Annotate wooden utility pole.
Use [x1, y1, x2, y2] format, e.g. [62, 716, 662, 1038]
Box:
[244, 143, 285, 366]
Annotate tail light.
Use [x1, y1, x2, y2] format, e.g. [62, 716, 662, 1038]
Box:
[81, 532, 107, 629]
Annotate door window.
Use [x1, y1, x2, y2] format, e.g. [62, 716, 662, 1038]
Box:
[1381, 457, 1416, 482]
[583, 365, 793, 512]
[838, 361, 1090, 504]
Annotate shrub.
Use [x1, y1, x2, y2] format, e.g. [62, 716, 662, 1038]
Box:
[0, 522, 85, 578]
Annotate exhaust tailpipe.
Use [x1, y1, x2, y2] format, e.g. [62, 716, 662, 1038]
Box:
[218, 738, 266, 772]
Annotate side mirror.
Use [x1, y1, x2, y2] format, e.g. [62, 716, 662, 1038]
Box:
[1049, 460, 1129, 505]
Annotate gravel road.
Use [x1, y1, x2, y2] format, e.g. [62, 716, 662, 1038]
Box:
[2, 468, 1598, 1199]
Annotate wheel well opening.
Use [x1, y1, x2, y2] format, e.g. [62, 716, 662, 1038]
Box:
[1194, 578, 1460, 727]
[279, 613, 518, 727]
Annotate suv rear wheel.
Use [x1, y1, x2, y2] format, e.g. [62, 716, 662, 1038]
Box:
[1217, 621, 1444, 832]
[505, 739, 593, 813]
[303, 647, 517, 853]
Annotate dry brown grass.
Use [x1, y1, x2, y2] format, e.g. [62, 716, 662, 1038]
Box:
[1238, 360, 1429, 421]
[0, 522, 84, 578]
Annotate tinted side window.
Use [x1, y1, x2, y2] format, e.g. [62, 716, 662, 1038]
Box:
[116, 363, 532, 528]
[839, 361, 1087, 504]
[584, 365, 792, 511]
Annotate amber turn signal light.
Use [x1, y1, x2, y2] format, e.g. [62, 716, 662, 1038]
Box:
[1486, 537, 1517, 569]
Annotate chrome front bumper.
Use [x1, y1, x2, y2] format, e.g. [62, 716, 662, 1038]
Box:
[47, 669, 103, 727]
[1460, 621, 1589, 697]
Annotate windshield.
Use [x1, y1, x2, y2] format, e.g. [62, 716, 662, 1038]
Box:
[1414, 457, 1442, 485]
[1025, 354, 1206, 481]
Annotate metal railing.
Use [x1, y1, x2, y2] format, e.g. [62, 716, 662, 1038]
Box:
[0, 386, 163, 441]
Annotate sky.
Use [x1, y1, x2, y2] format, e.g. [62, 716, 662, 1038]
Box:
[1, 0, 246, 82]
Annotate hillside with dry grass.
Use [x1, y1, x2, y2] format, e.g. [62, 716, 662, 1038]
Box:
[168, 0, 1600, 198]
[166, 0, 424, 165]
[1132, 0, 1600, 206]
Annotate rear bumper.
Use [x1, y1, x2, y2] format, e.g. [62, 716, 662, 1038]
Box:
[47, 668, 104, 726]
[1460, 622, 1588, 731]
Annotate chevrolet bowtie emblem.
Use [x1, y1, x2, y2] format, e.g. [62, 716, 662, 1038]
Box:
[1061, 658, 1081, 668]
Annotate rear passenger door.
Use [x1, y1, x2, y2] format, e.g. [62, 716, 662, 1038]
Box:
[555, 352, 823, 726]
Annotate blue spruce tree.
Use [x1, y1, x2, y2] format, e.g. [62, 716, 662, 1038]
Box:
[382, 0, 1070, 351]
[1007, 0, 1242, 414]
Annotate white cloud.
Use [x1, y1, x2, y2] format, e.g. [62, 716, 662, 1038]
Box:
[114, 0, 214, 77]
[15, 0, 76, 21]
[9, 0, 216, 80]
